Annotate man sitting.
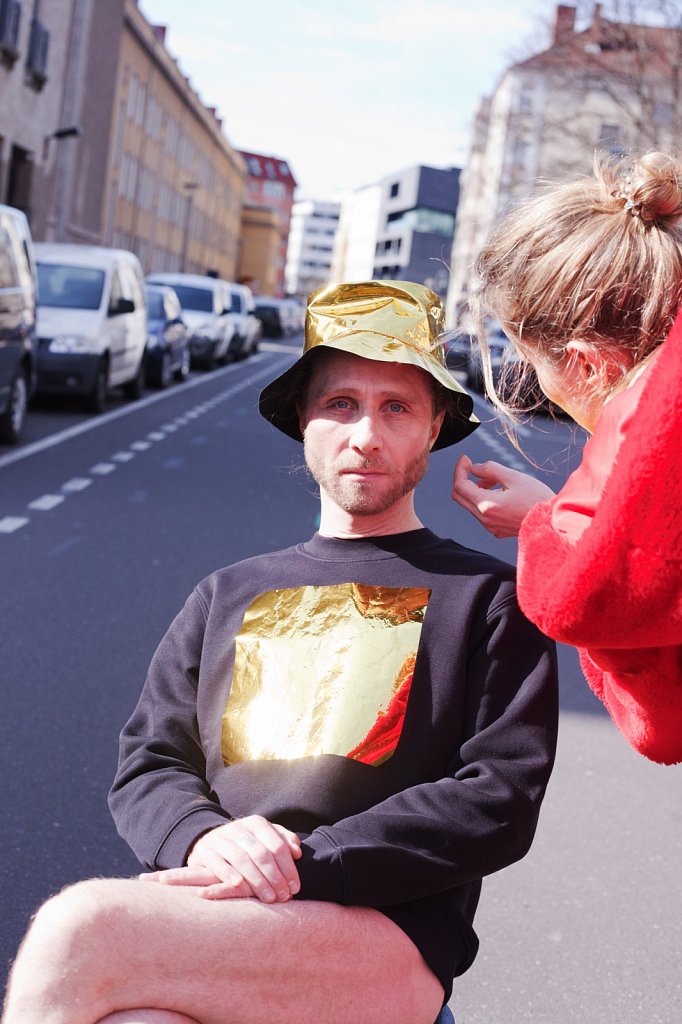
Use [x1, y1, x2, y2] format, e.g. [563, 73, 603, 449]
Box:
[2, 280, 558, 1024]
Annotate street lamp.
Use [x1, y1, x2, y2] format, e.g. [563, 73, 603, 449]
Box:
[42, 124, 81, 161]
[44, 125, 82, 241]
[181, 182, 199, 272]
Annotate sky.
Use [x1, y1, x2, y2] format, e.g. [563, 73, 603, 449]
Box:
[138, 0, 560, 200]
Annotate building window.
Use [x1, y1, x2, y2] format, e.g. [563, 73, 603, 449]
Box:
[597, 123, 624, 153]
[263, 180, 285, 198]
[26, 16, 49, 85]
[0, 0, 21, 59]
[389, 182, 400, 198]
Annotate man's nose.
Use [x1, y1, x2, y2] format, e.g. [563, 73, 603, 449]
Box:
[349, 414, 381, 451]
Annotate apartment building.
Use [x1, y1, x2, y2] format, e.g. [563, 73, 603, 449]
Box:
[446, 2, 682, 327]
[237, 204, 280, 298]
[331, 164, 460, 299]
[0, 0, 246, 280]
[0, 0, 79, 233]
[284, 198, 340, 299]
[239, 150, 297, 296]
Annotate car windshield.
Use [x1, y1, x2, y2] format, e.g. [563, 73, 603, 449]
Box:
[145, 290, 165, 319]
[37, 264, 105, 310]
[169, 285, 213, 312]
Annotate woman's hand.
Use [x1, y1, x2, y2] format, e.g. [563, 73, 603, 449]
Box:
[452, 455, 555, 538]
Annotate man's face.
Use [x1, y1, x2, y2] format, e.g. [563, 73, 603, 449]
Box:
[299, 349, 444, 518]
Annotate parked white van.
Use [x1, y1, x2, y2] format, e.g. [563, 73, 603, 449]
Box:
[0, 205, 37, 443]
[35, 243, 147, 411]
[145, 272, 237, 369]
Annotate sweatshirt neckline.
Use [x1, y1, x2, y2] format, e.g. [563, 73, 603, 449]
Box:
[300, 528, 441, 562]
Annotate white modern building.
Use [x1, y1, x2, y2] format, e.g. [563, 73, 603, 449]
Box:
[331, 164, 460, 299]
[285, 198, 340, 298]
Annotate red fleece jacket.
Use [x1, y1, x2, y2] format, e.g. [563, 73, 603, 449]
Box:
[517, 311, 682, 765]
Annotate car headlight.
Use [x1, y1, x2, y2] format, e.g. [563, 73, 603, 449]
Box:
[194, 321, 215, 340]
[48, 335, 92, 353]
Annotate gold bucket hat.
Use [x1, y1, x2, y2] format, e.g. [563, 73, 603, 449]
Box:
[259, 280, 478, 450]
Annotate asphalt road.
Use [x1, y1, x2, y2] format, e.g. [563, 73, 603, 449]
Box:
[1, 343, 680, 1022]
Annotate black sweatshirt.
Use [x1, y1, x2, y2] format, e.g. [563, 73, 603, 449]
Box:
[110, 529, 558, 999]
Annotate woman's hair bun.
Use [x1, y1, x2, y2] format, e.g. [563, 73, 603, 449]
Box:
[601, 151, 682, 224]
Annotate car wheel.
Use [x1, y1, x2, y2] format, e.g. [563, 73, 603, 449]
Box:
[85, 359, 109, 413]
[156, 351, 172, 389]
[174, 348, 190, 382]
[123, 359, 145, 400]
[0, 367, 29, 444]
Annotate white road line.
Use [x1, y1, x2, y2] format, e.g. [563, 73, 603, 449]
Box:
[0, 516, 29, 533]
[0, 356, 269, 472]
[62, 477, 92, 493]
[1, 359, 292, 537]
[29, 494, 65, 511]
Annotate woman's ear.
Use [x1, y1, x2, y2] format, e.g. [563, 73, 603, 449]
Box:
[565, 339, 606, 381]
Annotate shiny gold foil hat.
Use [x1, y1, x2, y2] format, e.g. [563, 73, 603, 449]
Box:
[259, 280, 478, 450]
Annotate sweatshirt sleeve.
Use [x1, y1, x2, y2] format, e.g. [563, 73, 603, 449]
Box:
[108, 590, 231, 869]
[294, 589, 558, 907]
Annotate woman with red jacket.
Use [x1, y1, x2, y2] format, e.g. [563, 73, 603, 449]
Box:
[452, 151, 682, 766]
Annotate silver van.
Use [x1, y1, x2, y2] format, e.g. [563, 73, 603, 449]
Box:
[35, 244, 147, 411]
[0, 205, 37, 443]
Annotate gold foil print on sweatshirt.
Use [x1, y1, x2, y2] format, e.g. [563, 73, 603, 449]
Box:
[221, 583, 430, 766]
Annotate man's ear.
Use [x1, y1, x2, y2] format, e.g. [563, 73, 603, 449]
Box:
[297, 405, 307, 437]
[429, 408, 446, 449]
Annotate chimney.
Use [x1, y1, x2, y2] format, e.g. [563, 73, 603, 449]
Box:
[553, 4, 577, 45]
[152, 25, 167, 44]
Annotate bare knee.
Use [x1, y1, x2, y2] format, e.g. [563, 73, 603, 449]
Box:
[23, 877, 139, 979]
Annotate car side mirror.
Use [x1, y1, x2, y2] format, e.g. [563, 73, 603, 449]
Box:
[109, 297, 135, 317]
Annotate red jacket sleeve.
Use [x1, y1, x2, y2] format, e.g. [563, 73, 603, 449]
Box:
[515, 310, 682, 764]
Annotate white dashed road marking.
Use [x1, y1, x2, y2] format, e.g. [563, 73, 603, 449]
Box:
[0, 516, 30, 533]
[0, 358, 288, 537]
[29, 495, 65, 511]
[62, 477, 93, 493]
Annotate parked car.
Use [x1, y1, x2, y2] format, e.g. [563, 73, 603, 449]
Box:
[466, 323, 557, 413]
[144, 284, 190, 388]
[253, 296, 302, 338]
[226, 282, 261, 358]
[35, 243, 147, 412]
[443, 331, 473, 372]
[465, 323, 509, 393]
[0, 204, 37, 443]
[146, 273, 238, 369]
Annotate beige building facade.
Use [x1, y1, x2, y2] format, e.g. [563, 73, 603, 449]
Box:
[237, 204, 280, 297]
[0, 0, 245, 279]
[446, 3, 682, 328]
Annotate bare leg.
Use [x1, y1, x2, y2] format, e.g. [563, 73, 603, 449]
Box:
[97, 1015, 198, 1024]
[2, 878, 443, 1024]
